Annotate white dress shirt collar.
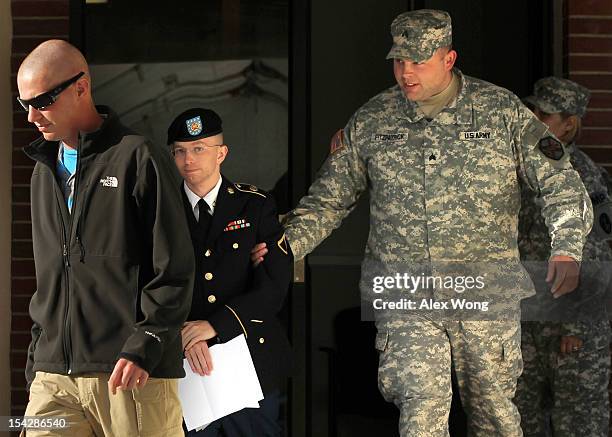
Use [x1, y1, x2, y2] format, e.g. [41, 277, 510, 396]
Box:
[183, 175, 222, 221]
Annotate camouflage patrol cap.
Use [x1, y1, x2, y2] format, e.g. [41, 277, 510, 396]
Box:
[386, 9, 452, 63]
[524, 77, 590, 117]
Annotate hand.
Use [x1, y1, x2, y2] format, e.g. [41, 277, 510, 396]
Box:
[250, 242, 268, 267]
[560, 335, 583, 354]
[546, 255, 580, 298]
[108, 358, 149, 395]
[185, 341, 214, 376]
[182, 320, 217, 351]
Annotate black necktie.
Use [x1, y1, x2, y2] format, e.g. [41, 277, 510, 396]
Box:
[197, 199, 212, 232]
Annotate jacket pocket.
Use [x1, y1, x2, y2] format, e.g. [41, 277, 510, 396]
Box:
[496, 333, 523, 396]
[501, 337, 523, 380]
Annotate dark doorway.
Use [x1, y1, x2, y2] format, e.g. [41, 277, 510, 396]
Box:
[72, 0, 555, 435]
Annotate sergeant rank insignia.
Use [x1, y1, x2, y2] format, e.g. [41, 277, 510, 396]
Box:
[538, 136, 564, 160]
[186, 116, 203, 136]
[224, 219, 251, 232]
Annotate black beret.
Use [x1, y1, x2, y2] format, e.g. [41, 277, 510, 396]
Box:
[167, 108, 223, 145]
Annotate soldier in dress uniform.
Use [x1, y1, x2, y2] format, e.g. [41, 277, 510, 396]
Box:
[167, 108, 292, 437]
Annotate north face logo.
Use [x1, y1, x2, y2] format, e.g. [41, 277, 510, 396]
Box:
[99, 176, 118, 188]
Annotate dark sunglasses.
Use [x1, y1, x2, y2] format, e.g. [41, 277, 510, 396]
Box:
[17, 71, 85, 111]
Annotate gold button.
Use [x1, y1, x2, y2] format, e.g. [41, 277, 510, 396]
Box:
[232, 243, 239, 249]
[205, 272, 213, 281]
[208, 295, 216, 303]
[204, 249, 211, 257]
[227, 187, 235, 194]
[259, 337, 265, 344]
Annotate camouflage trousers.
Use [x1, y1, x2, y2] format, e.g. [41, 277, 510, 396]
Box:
[515, 321, 610, 437]
[375, 318, 523, 437]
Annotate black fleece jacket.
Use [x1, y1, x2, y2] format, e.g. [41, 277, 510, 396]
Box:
[23, 106, 194, 388]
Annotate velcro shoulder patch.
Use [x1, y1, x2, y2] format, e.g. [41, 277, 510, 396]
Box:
[538, 136, 565, 161]
[594, 200, 612, 240]
[330, 129, 346, 156]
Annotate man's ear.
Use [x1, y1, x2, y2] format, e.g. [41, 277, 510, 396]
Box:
[564, 115, 579, 136]
[217, 145, 229, 164]
[75, 76, 89, 97]
[444, 49, 457, 71]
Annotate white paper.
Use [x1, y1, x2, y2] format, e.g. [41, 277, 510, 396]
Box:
[178, 334, 264, 431]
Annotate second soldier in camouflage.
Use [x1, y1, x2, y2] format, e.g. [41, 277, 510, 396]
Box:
[516, 77, 611, 437]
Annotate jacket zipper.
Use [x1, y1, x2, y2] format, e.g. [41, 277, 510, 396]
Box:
[58, 210, 72, 374]
[51, 165, 72, 375]
[63, 137, 84, 374]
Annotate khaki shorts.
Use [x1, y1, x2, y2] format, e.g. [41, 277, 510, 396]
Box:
[22, 371, 183, 437]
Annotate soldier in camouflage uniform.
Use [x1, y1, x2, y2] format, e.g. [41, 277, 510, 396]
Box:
[516, 77, 612, 437]
[251, 10, 593, 436]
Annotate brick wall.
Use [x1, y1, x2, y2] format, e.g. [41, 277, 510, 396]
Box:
[10, 0, 70, 418]
[558, 0, 611, 433]
[566, 0, 612, 175]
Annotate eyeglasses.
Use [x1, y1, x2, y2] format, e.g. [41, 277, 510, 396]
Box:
[17, 71, 85, 111]
[171, 144, 223, 158]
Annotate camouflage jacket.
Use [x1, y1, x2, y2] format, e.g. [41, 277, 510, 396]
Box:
[285, 70, 592, 305]
[519, 144, 611, 337]
[519, 144, 611, 262]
